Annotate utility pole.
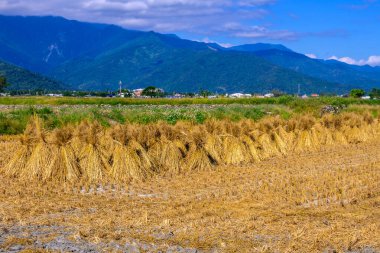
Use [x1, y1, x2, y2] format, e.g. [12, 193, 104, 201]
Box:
[119, 80, 122, 96]
[297, 83, 301, 97]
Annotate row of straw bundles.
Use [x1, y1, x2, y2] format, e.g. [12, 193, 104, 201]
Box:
[1, 113, 379, 184]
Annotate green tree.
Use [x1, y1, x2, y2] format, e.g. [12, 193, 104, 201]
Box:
[142, 86, 164, 97]
[271, 89, 286, 97]
[369, 88, 380, 99]
[350, 89, 365, 98]
[199, 89, 212, 98]
[0, 76, 9, 92]
[120, 89, 133, 97]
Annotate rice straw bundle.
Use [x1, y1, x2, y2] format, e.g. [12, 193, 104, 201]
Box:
[272, 130, 288, 155]
[332, 130, 348, 145]
[312, 123, 334, 146]
[342, 125, 369, 144]
[184, 127, 213, 172]
[322, 114, 342, 130]
[2, 135, 33, 177]
[76, 121, 110, 183]
[110, 124, 153, 182]
[219, 121, 252, 165]
[277, 126, 295, 152]
[240, 134, 261, 162]
[148, 136, 183, 175]
[238, 119, 256, 132]
[258, 117, 282, 133]
[0, 140, 17, 168]
[23, 137, 53, 181]
[45, 126, 81, 183]
[222, 135, 252, 165]
[135, 124, 159, 150]
[238, 121, 262, 162]
[3, 116, 52, 180]
[340, 113, 372, 143]
[294, 130, 316, 153]
[204, 134, 224, 165]
[205, 119, 224, 134]
[257, 132, 282, 159]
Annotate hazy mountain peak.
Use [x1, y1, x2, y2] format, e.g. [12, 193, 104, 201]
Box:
[0, 15, 379, 93]
[229, 43, 293, 53]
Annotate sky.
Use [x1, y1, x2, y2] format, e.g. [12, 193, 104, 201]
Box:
[0, 0, 379, 66]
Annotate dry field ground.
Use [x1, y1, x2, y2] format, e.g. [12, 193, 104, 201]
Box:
[0, 137, 379, 252]
[0, 111, 380, 252]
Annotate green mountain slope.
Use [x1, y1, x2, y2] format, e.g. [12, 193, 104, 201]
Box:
[1, 15, 379, 93]
[251, 50, 380, 90]
[0, 15, 145, 73]
[51, 34, 341, 93]
[230, 43, 293, 53]
[0, 60, 62, 90]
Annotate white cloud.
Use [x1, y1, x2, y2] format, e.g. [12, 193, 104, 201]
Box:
[366, 56, 380, 66]
[0, 0, 279, 38]
[222, 23, 298, 40]
[305, 53, 317, 59]
[0, 0, 345, 43]
[238, 0, 276, 7]
[328, 55, 380, 67]
[84, 0, 149, 11]
[198, 37, 234, 48]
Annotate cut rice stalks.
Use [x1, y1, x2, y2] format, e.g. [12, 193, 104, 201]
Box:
[0, 113, 379, 185]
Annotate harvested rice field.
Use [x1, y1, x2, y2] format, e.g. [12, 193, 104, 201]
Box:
[0, 140, 379, 252]
[0, 107, 380, 252]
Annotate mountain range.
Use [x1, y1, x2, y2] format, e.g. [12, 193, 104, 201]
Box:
[0, 15, 379, 93]
[0, 60, 62, 90]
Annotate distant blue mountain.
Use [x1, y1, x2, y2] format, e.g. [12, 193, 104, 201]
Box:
[229, 43, 293, 53]
[0, 15, 145, 73]
[0, 15, 378, 93]
[251, 49, 380, 90]
[0, 59, 62, 90]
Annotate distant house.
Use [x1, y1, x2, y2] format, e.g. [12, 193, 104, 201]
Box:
[311, 94, 319, 97]
[230, 93, 249, 98]
[173, 93, 184, 98]
[361, 96, 371, 100]
[229, 93, 253, 98]
[133, 89, 144, 97]
[301, 94, 309, 99]
[46, 93, 63, 97]
[264, 93, 274, 98]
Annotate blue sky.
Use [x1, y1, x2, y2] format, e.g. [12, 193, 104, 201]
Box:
[0, 0, 379, 65]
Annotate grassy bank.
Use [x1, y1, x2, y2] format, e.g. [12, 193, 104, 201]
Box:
[1, 102, 379, 135]
[0, 105, 292, 135]
[1, 96, 380, 107]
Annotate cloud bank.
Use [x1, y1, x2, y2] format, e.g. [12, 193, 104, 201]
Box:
[0, 0, 277, 37]
[0, 0, 345, 42]
[329, 55, 380, 67]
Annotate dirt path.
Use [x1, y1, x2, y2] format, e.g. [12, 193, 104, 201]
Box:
[0, 141, 379, 252]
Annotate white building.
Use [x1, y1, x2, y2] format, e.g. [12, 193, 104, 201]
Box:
[229, 93, 252, 98]
[264, 93, 274, 98]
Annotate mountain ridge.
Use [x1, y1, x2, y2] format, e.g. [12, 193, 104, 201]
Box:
[0, 59, 63, 90]
[0, 15, 379, 93]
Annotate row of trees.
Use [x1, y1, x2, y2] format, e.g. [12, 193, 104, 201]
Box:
[350, 88, 380, 99]
[1, 76, 380, 99]
[0, 76, 9, 92]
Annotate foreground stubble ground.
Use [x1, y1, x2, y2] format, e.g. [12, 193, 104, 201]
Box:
[0, 139, 379, 252]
